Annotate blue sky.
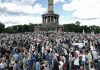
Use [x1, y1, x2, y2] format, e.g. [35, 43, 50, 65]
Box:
[0, 0, 100, 27]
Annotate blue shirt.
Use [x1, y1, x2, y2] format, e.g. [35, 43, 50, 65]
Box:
[36, 62, 40, 70]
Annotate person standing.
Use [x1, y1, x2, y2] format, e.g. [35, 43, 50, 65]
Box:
[59, 60, 64, 70]
[74, 53, 80, 70]
[13, 60, 18, 70]
[81, 51, 86, 70]
[52, 59, 59, 70]
[87, 50, 93, 70]
[36, 59, 40, 70]
[22, 53, 28, 70]
[92, 50, 98, 69]
[47, 50, 53, 68]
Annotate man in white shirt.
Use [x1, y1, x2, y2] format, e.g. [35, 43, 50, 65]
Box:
[92, 50, 98, 60]
[59, 60, 64, 70]
[92, 50, 98, 69]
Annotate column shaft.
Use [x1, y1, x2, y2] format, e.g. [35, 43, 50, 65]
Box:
[50, 16, 51, 23]
[43, 17, 44, 23]
[44, 17, 46, 23]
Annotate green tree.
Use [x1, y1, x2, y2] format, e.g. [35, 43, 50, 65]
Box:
[75, 21, 81, 26]
[29, 23, 35, 32]
[0, 21, 5, 33]
[22, 24, 29, 32]
[16, 25, 23, 33]
[5, 27, 13, 33]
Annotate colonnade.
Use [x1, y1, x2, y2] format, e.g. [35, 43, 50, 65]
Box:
[42, 16, 59, 24]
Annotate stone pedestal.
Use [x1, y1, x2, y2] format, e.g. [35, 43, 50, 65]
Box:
[55, 26, 63, 32]
[34, 26, 40, 32]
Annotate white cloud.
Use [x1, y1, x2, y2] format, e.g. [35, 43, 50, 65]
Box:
[63, 0, 100, 26]
[0, 15, 41, 27]
[1, 0, 36, 5]
[32, 4, 46, 14]
[0, 3, 46, 14]
[54, 0, 65, 4]
[0, 0, 47, 27]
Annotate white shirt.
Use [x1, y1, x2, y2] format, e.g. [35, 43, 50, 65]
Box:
[92, 50, 98, 60]
[42, 46, 44, 53]
[90, 46, 94, 51]
[59, 61, 64, 70]
[74, 57, 79, 66]
[0, 62, 7, 69]
[82, 54, 86, 62]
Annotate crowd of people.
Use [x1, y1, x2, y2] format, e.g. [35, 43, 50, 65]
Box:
[0, 31, 100, 70]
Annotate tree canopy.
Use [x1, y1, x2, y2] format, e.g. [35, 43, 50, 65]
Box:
[0, 21, 100, 33]
[0, 22, 5, 33]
